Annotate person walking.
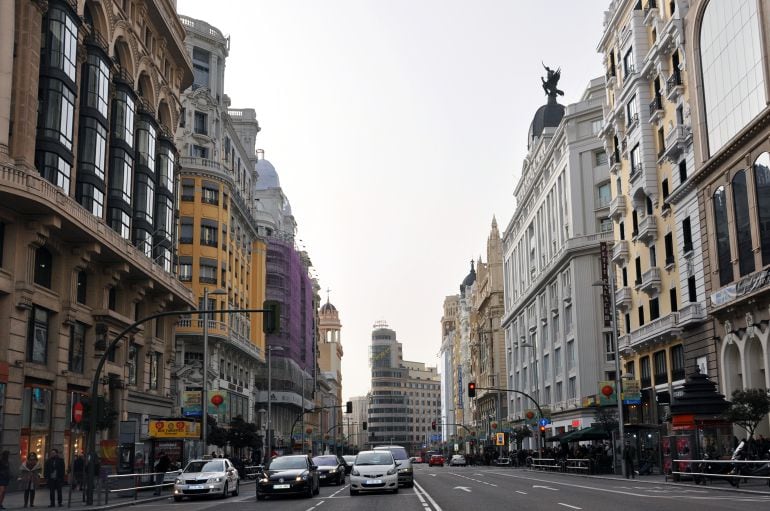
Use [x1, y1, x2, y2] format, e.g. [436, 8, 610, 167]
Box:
[19, 452, 42, 508]
[43, 449, 65, 507]
[623, 441, 636, 479]
[71, 452, 84, 491]
[153, 451, 170, 495]
[0, 451, 10, 510]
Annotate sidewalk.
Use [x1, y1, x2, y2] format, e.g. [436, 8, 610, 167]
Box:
[555, 470, 770, 495]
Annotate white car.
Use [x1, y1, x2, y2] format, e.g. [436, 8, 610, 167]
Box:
[349, 450, 399, 495]
[449, 454, 467, 467]
[173, 458, 239, 501]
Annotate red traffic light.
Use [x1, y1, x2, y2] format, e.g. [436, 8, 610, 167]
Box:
[468, 382, 476, 398]
[431, 420, 436, 431]
[539, 425, 546, 433]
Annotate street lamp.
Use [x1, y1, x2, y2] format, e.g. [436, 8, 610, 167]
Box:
[265, 345, 284, 467]
[594, 263, 626, 477]
[201, 287, 227, 457]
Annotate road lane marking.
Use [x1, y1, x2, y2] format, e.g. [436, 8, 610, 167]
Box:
[558, 504, 581, 510]
[533, 485, 558, 491]
[453, 486, 471, 492]
[329, 485, 348, 497]
[413, 480, 444, 511]
[516, 490, 527, 495]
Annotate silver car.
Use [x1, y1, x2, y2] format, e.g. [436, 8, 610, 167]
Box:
[173, 458, 239, 501]
[349, 450, 399, 495]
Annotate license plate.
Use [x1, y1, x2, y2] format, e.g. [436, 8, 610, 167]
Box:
[273, 484, 290, 489]
[365, 479, 382, 485]
[189, 485, 204, 490]
[320, 474, 326, 478]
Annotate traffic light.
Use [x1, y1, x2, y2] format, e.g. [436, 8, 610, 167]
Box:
[431, 420, 436, 431]
[468, 382, 476, 398]
[539, 425, 546, 434]
[262, 300, 281, 334]
[346, 401, 353, 414]
[362, 421, 367, 430]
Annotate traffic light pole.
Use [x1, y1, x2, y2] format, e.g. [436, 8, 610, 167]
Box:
[85, 306, 274, 505]
[289, 404, 347, 452]
[471, 385, 545, 458]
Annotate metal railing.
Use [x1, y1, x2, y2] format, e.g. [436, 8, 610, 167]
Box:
[668, 459, 770, 488]
[104, 471, 177, 505]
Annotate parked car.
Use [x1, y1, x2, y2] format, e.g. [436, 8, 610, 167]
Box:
[449, 455, 467, 467]
[373, 445, 414, 487]
[256, 455, 319, 500]
[413, 456, 424, 464]
[173, 458, 239, 501]
[312, 455, 346, 485]
[493, 457, 511, 467]
[342, 455, 356, 474]
[349, 450, 399, 495]
[428, 454, 445, 467]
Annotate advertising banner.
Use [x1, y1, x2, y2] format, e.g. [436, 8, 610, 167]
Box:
[622, 379, 642, 404]
[598, 381, 617, 406]
[496, 433, 505, 446]
[182, 391, 202, 417]
[207, 391, 228, 417]
[600, 242, 611, 327]
[148, 419, 201, 439]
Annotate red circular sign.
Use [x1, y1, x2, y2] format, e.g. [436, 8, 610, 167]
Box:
[73, 401, 84, 424]
[306, 427, 313, 435]
[601, 385, 614, 397]
[491, 422, 498, 430]
[210, 394, 224, 407]
[525, 410, 535, 420]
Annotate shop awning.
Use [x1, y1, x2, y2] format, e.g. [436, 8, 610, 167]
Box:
[560, 426, 611, 442]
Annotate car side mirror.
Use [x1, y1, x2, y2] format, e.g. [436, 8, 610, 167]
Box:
[395, 460, 402, 467]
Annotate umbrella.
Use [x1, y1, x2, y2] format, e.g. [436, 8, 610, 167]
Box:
[544, 433, 566, 443]
[560, 426, 610, 442]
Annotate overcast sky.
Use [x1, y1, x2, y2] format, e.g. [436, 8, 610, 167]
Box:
[177, 0, 609, 401]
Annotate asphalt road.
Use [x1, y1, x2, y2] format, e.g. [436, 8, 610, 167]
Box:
[125, 465, 770, 511]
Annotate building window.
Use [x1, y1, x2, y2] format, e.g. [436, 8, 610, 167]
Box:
[600, 218, 613, 233]
[671, 344, 685, 381]
[554, 347, 561, 375]
[679, 160, 687, 183]
[653, 350, 667, 385]
[109, 149, 133, 205]
[732, 171, 755, 276]
[76, 182, 104, 218]
[650, 297, 660, 321]
[27, 307, 50, 364]
[127, 344, 138, 386]
[619, 221, 625, 240]
[200, 225, 218, 247]
[202, 186, 219, 205]
[181, 181, 194, 201]
[622, 266, 628, 287]
[108, 209, 130, 240]
[157, 145, 174, 192]
[149, 352, 160, 390]
[624, 312, 631, 334]
[180, 219, 193, 243]
[37, 151, 72, 193]
[76, 270, 87, 304]
[604, 332, 615, 362]
[194, 112, 208, 135]
[595, 151, 608, 167]
[133, 173, 155, 225]
[662, 179, 669, 200]
[77, 118, 107, 182]
[112, 90, 135, 147]
[34, 247, 53, 288]
[597, 182, 611, 207]
[623, 47, 634, 75]
[566, 340, 575, 370]
[555, 381, 563, 403]
[688, 275, 697, 302]
[713, 185, 733, 285]
[649, 244, 657, 268]
[640, 356, 651, 388]
[669, 287, 678, 313]
[630, 145, 641, 176]
[179, 263, 192, 281]
[69, 322, 86, 373]
[192, 46, 210, 89]
[0, 222, 4, 267]
[700, 0, 765, 155]
[82, 53, 110, 117]
[664, 233, 674, 265]
[626, 95, 638, 126]
[682, 217, 693, 252]
[635, 256, 642, 285]
[135, 119, 156, 170]
[200, 261, 217, 284]
[753, 153, 770, 266]
[108, 286, 117, 311]
[568, 376, 576, 400]
[638, 305, 645, 327]
[192, 145, 208, 159]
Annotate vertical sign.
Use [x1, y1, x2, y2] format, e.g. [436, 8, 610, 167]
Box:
[457, 366, 463, 409]
[600, 242, 611, 327]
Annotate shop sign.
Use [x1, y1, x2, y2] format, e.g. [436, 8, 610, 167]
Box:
[598, 381, 617, 406]
[622, 379, 642, 404]
[600, 242, 611, 327]
[711, 269, 770, 307]
[149, 419, 201, 439]
[182, 391, 202, 417]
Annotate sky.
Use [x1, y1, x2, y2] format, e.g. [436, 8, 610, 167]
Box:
[177, 0, 610, 402]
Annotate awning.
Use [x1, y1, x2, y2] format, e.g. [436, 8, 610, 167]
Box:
[544, 433, 567, 443]
[560, 426, 611, 442]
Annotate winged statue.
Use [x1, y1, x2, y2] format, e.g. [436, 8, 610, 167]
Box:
[541, 63, 564, 98]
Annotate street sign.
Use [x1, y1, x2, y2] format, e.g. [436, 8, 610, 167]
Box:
[72, 401, 84, 424]
[538, 418, 551, 426]
[495, 432, 505, 446]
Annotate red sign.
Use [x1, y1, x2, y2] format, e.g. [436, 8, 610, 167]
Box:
[73, 401, 84, 424]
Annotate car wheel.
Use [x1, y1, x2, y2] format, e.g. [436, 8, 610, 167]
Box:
[393, 487, 399, 494]
[232, 481, 239, 496]
[256, 493, 265, 501]
[350, 489, 358, 496]
[173, 496, 182, 502]
[221, 482, 229, 499]
[407, 480, 414, 488]
[306, 482, 313, 498]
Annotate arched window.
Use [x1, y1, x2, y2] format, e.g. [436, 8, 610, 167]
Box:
[754, 152, 770, 266]
[732, 171, 754, 276]
[699, 0, 766, 155]
[713, 186, 732, 286]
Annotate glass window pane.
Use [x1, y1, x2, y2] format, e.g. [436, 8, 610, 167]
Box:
[732, 171, 755, 276]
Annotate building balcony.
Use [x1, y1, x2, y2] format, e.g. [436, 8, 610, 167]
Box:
[677, 301, 707, 327]
[609, 151, 621, 175]
[648, 96, 664, 124]
[609, 195, 627, 220]
[612, 240, 629, 265]
[663, 125, 693, 162]
[626, 312, 682, 353]
[640, 267, 662, 295]
[615, 286, 633, 311]
[637, 215, 657, 245]
[177, 318, 263, 362]
[666, 72, 684, 101]
[629, 163, 643, 187]
[643, 0, 659, 25]
[606, 70, 617, 89]
[660, 16, 684, 54]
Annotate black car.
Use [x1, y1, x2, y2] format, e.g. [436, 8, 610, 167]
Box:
[256, 455, 320, 500]
[312, 455, 346, 485]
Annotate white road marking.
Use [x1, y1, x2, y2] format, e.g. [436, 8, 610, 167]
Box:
[453, 486, 471, 492]
[558, 503, 581, 510]
[329, 485, 348, 497]
[533, 485, 558, 491]
[413, 480, 445, 511]
[428, 474, 437, 477]
[516, 490, 527, 495]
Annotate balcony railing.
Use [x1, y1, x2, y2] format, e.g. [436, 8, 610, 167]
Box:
[643, 0, 658, 24]
[640, 267, 662, 294]
[637, 215, 657, 244]
[628, 312, 682, 351]
[677, 302, 707, 326]
[612, 240, 629, 264]
[663, 125, 692, 161]
[615, 286, 633, 311]
[609, 195, 627, 220]
[666, 72, 684, 100]
[648, 95, 664, 122]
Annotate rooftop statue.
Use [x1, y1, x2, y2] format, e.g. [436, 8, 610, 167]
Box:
[541, 62, 564, 98]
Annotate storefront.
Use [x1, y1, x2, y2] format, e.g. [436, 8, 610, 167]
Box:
[20, 382, 53, 463]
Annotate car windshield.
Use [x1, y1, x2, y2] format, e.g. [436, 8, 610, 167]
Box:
[269, 457, 308, 470]
[375, 447, 409, 461]
[312, 456, 338, 466]
[184, 461, 223, 473]
[355, 452, 394, 466]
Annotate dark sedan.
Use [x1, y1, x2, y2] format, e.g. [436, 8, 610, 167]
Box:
[256, 455, 320, 500]
[312, 455, 346, 485]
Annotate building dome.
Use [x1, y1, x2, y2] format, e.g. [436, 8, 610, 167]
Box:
[320, 301, 337, 313]
[460, 260, 476, 293]
[255, 159, 280, 190]
[528, 96, 565, 148]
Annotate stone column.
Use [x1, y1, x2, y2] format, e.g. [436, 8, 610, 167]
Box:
[0, 0, 14, 160]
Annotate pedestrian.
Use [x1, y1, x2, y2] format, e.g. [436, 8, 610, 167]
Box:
[19, 452, 42, 508]
[153, 451, 170, 495]
[623, 441, 636, 479]
[43, 449, 65, 507]
[0, 450, 10, 510]
[71, 452, 84, 491]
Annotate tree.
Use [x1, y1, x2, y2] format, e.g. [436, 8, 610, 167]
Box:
[511, 426, 532, 450]
[206, 415, 228, 448]
[228, 415, 260, 452]
[723, 388, 770, 440]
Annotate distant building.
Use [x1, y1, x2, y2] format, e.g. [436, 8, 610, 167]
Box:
[344, 395, 369, 452]
[318, 295, 344, 450]
[439, 296, 459, 441]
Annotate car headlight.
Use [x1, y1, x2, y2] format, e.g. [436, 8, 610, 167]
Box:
[296, 471, 309, 481]
[207, 476, 223, 483]
[399, 468, 411, 473]
[259, 478, 269, 483]
[351, 469, 360, 476]
[329, 468, 337, 473]
[387, 467, 397, 475]
[175, 478, 182, 484]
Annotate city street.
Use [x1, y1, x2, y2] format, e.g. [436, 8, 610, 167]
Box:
[118, 466, 770, 511]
